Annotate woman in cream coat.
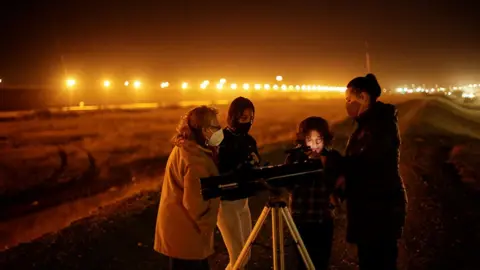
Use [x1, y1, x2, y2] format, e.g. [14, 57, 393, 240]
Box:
[155, 105, 224, 270]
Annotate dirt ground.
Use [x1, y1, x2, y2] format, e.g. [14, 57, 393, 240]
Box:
[1, 96, 479, 269]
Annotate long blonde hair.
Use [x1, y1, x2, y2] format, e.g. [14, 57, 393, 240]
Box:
[172, 105, 219, 146]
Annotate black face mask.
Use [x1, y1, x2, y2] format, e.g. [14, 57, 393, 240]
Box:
[234, 122, 252, 134]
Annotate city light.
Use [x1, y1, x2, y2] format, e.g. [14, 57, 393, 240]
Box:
[276, 75, 283, 82]
[160, 82, 169, 88]
[51, 75, 366, 94]
[133, 81, 141, 89]
[200, 80, 209, 90]
[66, 79, 76, 88]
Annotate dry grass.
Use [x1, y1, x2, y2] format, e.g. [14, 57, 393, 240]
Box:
[1, 94, 479, 264]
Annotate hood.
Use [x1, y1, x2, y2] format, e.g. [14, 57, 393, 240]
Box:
[357, 101, 398, 125]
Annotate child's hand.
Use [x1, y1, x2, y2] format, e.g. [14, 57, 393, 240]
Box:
[335, 175, 346, 190]
[250, 152, 260, 165]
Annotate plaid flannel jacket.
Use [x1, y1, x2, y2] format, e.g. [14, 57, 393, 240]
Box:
[285, 148, 342, 223]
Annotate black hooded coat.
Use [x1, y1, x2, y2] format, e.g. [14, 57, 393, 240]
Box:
[344, 101, 408, 243]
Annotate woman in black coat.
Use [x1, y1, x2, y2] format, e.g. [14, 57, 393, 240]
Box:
[343, 74, 408, 270]
[217, 96, 259, 270]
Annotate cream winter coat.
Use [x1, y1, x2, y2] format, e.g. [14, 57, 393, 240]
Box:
[154, 140, 220, 260]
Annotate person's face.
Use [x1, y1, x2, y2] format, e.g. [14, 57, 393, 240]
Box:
[305, 130, 324, 153]
[345, 87, 370, 117]
[202, 116, 222, 146]
[233, 108, 254, 134]
[238, 108, 254, 124]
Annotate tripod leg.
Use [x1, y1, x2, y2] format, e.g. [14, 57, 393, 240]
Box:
[278, 210, 285, 270]
[279, 208, 315, 270]
[271, 207, 279, 270]
[232, 206, 271, 270]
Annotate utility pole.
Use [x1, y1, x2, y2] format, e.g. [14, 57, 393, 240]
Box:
[365, 41, 371, 73]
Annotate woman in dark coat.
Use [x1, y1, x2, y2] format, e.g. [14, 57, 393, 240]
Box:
[343, 74, 408, 270]
[217, 96, 259, 269]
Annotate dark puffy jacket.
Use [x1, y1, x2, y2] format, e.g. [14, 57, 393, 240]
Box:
[217, 128, 260, 200]
[344, 101, 407, 243]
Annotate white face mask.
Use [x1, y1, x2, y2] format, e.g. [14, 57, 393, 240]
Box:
[207, 129, 224, 146]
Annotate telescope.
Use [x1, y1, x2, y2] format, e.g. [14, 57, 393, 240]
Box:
[200, 145, 324, 269]
[200, 145, 324, 201]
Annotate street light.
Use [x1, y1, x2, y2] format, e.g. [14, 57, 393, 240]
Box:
[66, 79, 76, 88]
[219, 78, 226, 84]
[276, 75, 283, 82]
[230, 83, 237, 90]
[182, 82, 188, 90]
[103, 80, 111, 88]
[133, 81, 141, 89]
[124, 81, 129, 86]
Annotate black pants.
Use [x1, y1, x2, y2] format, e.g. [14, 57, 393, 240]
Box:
[294, 219, 334, 270]
[357, 239, 398, 270]
[162, 255, 210, 270]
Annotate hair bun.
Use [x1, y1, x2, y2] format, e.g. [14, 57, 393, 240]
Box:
[365, 73, 377, 82]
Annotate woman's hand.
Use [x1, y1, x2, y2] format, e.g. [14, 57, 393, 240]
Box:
[330, 194, 345, 217]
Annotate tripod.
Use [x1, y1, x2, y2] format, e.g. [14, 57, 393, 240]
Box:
[233, 198, 315, 270]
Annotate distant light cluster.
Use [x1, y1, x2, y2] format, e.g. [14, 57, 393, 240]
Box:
[395, 83, 479, 98]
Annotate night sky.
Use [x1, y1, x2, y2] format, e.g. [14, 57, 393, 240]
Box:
[1, 0, 479, 87]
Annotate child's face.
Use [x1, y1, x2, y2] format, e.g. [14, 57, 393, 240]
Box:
[305, 130, 324, 153]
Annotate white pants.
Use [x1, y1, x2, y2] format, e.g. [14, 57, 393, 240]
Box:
[217, 198, 252, 270]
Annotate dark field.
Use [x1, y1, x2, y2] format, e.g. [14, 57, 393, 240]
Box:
[1, 96, 479, 269]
